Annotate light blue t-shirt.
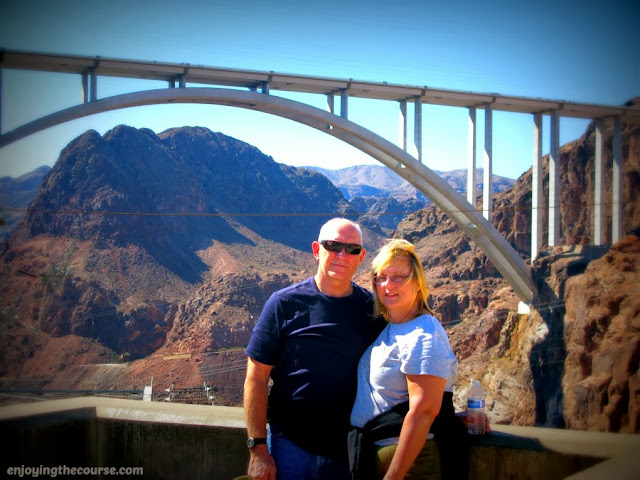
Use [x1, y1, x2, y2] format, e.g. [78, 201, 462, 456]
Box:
[350, 313, 458, 430]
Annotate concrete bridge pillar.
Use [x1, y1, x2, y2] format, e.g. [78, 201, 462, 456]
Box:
[90, 69, 97, 102]
[548, 111, 561, 246]
[82, 68, 98, 103]
[532, 113, 543, 259]
[612, 116, 623, 243]
[82, 71, 89, 103]
[170, 75, 186, 89]
[414, 96, 422, 162]
[594, 120, 605, 245]
[467, 107, 477, 205]
[399, 100, 408, 151]
[340, 89, 348, 119]
[326, 94, 335, 114]
[398, 98, 422, 160]
[483, 103, 493, 221]
[0, 65, 2, 134]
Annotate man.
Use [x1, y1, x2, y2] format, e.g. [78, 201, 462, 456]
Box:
[244, 218, 385, 480]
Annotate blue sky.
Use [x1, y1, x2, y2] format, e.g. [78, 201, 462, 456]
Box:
[0, 0, 638, 179]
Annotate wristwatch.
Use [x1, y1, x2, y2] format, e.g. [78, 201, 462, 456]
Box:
[247, 437, 267, 449]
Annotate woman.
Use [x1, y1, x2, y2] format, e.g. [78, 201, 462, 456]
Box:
[349, 239, 467, 480]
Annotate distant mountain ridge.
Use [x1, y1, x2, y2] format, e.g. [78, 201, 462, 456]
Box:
[0, 165, 52, 198]
[0, 165, 51, 240]
[306, 164, 515, 230]
[306, 164, 516, 201]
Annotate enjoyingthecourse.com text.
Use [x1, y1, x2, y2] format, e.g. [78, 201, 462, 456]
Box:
[7, 466, 144, 477]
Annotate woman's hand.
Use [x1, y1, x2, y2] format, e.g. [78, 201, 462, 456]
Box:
[455, 410, 492, 434]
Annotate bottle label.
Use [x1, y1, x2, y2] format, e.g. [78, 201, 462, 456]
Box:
[468, 398, 485, 409]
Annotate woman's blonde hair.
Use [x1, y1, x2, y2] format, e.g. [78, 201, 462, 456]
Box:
[370, 239, 437, 319]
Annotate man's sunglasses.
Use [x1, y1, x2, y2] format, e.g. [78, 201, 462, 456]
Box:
[319, 240, 363, 255]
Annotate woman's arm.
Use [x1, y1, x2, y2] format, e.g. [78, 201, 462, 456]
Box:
[383, 374, 446, 480]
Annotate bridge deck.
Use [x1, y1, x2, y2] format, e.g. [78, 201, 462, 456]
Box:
[2, 50, 638, 118]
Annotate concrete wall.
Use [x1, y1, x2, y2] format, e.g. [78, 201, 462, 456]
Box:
[1, 397, 638, 479]
[3, 417, 247, 478]
[1, 398, 249, 479]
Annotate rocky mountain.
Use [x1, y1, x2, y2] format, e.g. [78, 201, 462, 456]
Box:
[0, 165, 51, 241]
[0, 125, 365, 376]
[8, 126, 355, 261]
[0, 121, 638, 433]
[307, 164, 515, 230]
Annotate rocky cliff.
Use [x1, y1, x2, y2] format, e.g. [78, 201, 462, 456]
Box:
[1, 121, 638, 433]
[562, 236, 639, 432]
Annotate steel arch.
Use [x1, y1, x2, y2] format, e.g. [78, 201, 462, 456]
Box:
[0, 88, 534, 302]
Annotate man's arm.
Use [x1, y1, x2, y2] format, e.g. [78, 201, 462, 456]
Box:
[244, 356, 276, 480]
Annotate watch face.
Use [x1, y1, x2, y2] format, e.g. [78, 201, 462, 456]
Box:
[247, 437, 266, 448]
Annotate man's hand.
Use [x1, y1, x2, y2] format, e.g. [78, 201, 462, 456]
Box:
[244, 358, 275, 478]
[247, 444, 276, 480]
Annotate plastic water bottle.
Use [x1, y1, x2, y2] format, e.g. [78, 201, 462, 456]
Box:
[467, 379, 486, 435]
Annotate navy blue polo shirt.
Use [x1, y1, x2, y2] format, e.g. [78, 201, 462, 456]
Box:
[246, 277, 384, 455]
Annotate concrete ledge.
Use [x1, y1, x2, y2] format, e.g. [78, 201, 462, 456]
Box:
[564, 452, 639, 480]
[469, 424, 639, 480]
[0, 397, 249, 479]
[487, 424, 640, 459]
[1, 397, 638, 479]
[0, 396, 245, 428]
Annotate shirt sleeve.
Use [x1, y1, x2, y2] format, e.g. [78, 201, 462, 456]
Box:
[245, 293, 282, 366]
[399, 321, 456, 380]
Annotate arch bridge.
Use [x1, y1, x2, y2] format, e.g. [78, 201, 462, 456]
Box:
[1, 51, 639, 303]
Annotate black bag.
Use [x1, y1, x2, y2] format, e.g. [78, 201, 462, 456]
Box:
[347, 392, 468, 480]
